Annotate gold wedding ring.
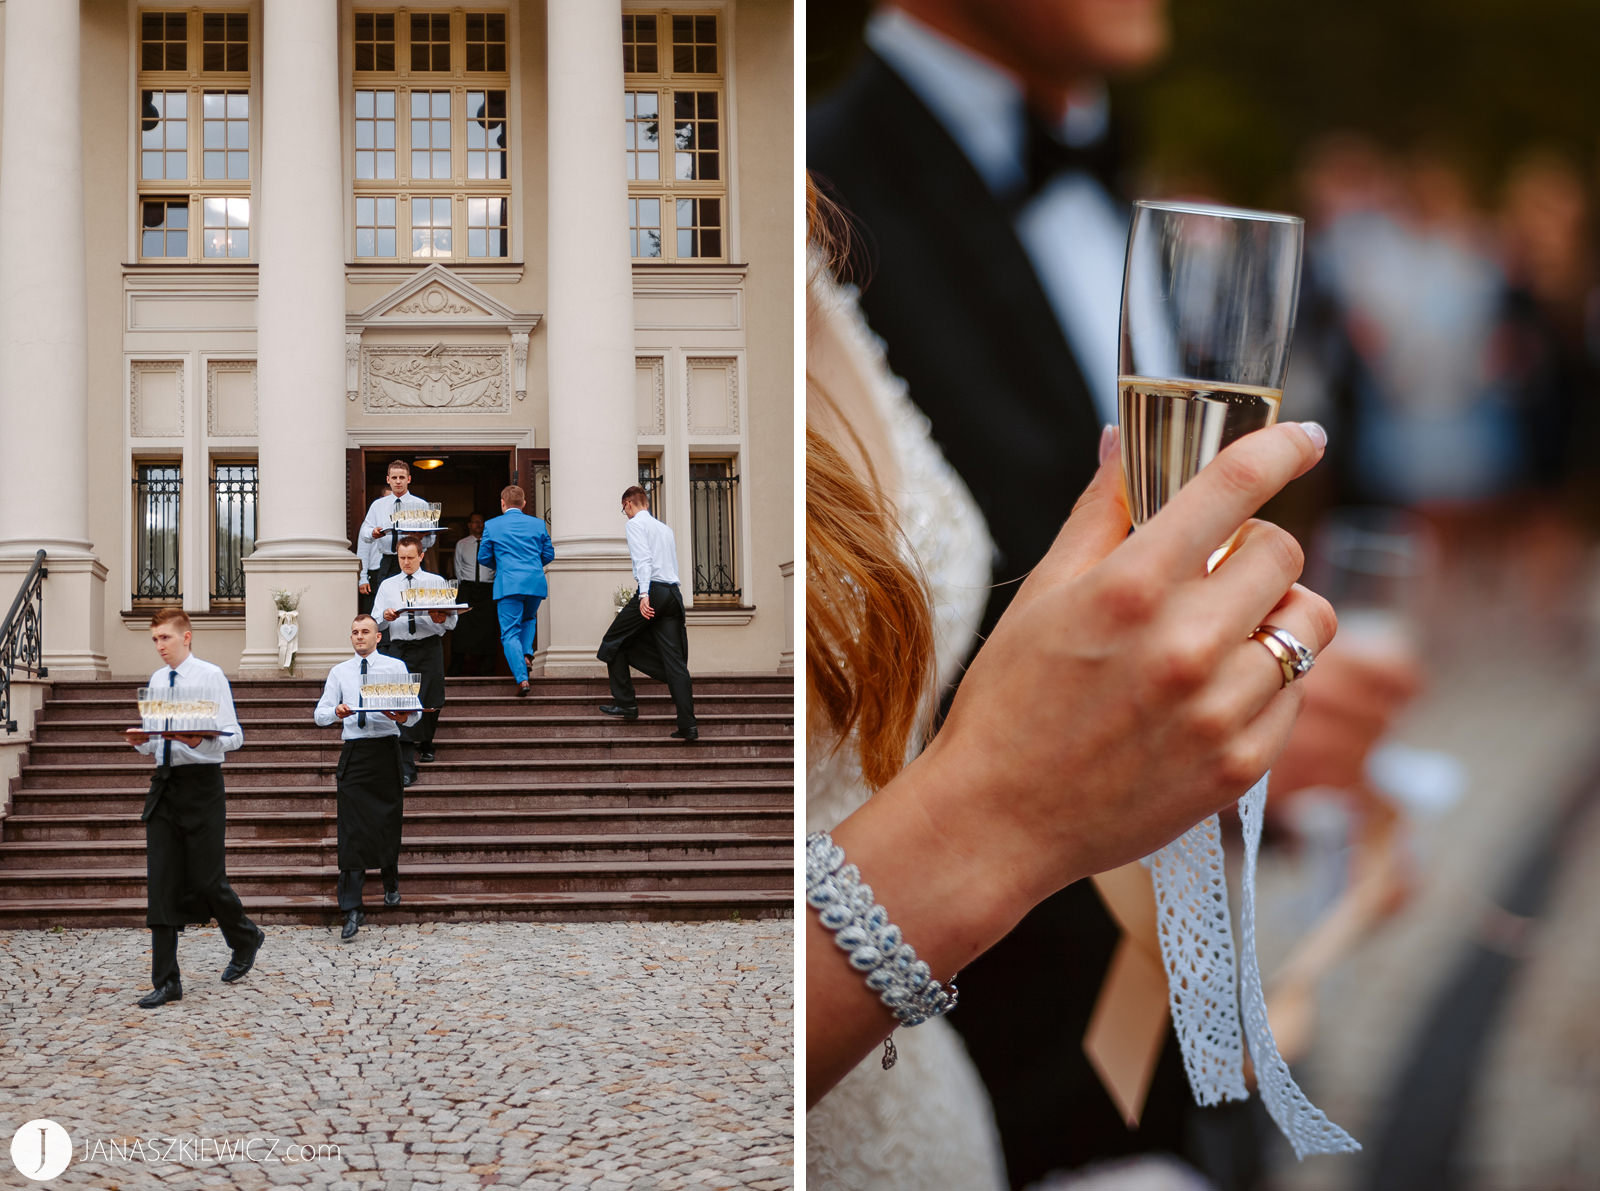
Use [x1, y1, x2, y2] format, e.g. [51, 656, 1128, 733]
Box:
[1250, 624, 1315, 688]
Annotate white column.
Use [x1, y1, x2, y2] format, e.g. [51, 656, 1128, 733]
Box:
[0, 0, 108, 677]
[542, 0, 638, 675]
[238, 0, 359, 676]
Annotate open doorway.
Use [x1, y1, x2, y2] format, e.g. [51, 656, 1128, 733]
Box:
[346, 446, 549, 676]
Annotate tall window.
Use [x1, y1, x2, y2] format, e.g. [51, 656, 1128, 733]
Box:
[211, 462, 257, 603]
[133, 464, 183, 601]
[689, 458, 739, 600]
[351, 11, 512, 262]
[136, 9, 253, 262]
[624, 12, 725, 262]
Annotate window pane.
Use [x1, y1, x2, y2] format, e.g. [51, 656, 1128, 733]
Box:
[143, 230, 164, 256]
[228, 151, 248, 179]
[434, 150, 450, 177]
[468, 228, 486, 257]
[356, 228, 376, 258]
[433, 91, 450, 118]
[166, 152, 185, 177]
[412, 151, 430, 177]
[205, 151, 225, 177]
[356, 89, 374, 118]
[377, 229, 396, 257]
[678, 228, 693, 257]
[230, 230, 248, 257]
[204, 93, 225, 120]
[228, 197, 249, 227]
[378, 198, 395, 225]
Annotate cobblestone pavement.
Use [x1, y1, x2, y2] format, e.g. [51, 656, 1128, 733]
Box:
[0, 920, 794, 1189]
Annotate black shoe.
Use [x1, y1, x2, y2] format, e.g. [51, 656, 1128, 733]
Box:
[384, 889, 401, 907]
[221, 927, 265, 983]
[516, 680, 531, 697]
[671, 728, 699, 742]
[137, 979, 183, 1008]
[403, 771, 416, 788]
[340, 910, 364, 942]
[599, 704, 638, 720]
[417, 747, 436, 763]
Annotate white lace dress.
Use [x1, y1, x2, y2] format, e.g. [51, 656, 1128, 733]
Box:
[806, 276, 1006, 1191]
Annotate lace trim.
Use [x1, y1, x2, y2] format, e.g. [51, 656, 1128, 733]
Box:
[1146, 774, 1360, 1158]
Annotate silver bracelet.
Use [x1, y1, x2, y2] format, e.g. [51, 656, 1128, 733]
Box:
[807, 830, 958, 1068]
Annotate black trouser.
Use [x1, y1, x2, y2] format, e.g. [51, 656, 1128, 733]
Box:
[143, 764, 258, 988]
[336, 865, 399, 912]
[598, 582, 696, 732]
[382, 634, 445, 771]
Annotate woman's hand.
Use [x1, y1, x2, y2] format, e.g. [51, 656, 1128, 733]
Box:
[810, 420, 1333, 1102]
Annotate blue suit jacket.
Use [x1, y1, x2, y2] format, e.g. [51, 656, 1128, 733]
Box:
[478, 510, 554, 600]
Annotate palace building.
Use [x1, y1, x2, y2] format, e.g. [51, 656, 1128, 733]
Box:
[0, 0, 794, 681]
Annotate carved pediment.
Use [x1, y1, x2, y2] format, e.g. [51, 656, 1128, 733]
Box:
[352, 263, 528, 326]
[362, 344, 511, 413]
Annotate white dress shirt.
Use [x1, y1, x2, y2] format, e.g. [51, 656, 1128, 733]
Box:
[868, 9, 1128, 423]
[452, 534, 494, 583]
[372, 568, 459, 640]
[359, 492, 438, 576]
[624, 509, 680, 591]
[134, 653, 244, 766]
[314, 651, 420, 740]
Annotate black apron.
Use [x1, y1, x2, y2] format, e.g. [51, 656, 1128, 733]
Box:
[142, 764, 232, 928]
[335, 736, 405, 870]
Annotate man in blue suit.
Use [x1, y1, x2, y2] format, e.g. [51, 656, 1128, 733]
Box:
[477, 484, 554, 696]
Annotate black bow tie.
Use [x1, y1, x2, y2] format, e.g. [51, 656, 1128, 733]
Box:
[1020, 109, 1120, 203]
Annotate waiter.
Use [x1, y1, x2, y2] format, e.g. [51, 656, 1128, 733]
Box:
[597, 485, 697, 741]
[124, 607, 264, 1007]
[357, 459, 437, 610]
[373, 536, 457, 784]
[313, 613, 418, 942]
[449, 512, 497, 676]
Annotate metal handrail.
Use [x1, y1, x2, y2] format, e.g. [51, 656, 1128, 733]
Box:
[2, 550, 47, 734]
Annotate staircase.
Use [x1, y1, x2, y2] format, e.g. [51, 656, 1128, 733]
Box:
[0, 675, 793, 927]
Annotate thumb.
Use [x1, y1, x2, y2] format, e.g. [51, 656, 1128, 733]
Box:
[1031, 426, 1132, 586]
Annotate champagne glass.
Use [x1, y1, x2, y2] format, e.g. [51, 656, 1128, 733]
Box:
[1118, 200, 1305, 541]
[1305, 507, 1436, 657]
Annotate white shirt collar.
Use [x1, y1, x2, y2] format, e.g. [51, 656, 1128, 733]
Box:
[866, 9, 1113, 196]
[866, 8, 1027, 197]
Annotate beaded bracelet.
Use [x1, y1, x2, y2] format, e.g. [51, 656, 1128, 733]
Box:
[806, 830, 958, 1068]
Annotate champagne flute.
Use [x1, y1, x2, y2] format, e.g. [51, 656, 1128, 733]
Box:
[1118, 200, 1305, 545]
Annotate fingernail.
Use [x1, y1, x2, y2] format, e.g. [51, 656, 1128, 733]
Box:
[1299, 421, 1327, 452]
[1098, 424, 1119, 465]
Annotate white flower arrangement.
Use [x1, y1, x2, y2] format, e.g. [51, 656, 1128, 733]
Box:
[614, 584, 636, 607]
[271, 586, 308, 612]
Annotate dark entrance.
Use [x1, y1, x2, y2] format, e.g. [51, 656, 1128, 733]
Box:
[345, 446, 549, 675]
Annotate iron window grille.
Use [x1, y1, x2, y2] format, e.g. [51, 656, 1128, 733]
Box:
[133, 464, 182, 602]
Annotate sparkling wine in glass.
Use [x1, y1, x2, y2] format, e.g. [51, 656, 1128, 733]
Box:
[1118, 200, 1305, 536]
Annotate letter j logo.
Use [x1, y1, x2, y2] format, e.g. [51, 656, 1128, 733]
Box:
[9, 1119, 71, 1181]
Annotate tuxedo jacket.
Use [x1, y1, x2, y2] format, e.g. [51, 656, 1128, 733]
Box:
[812, 51, 1218, 1188]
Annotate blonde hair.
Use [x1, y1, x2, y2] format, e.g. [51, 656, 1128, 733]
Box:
[806, 174, 934, 790]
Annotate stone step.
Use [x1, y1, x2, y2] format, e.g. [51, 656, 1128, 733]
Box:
[45, 676, 794, 700]
[38, 692, 793, 721]
[0, 889, 793, 928]
[0, 805, 791, 842]
[0, 831, 791, 869]
[0, 858, 792, 901]
[18, 756, 791, 789]
[32, 713, 793, 742]
[24, 735, 794, 767]
[5, 780, 793, 816]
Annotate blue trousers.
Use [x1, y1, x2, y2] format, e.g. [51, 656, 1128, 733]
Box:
[498, 594, 543, 682]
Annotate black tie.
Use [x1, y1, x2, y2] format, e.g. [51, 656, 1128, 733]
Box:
[358, 657, 368, 728]
[1019, 107, 1121, 205]
[391, 497, 402, 553]
[162, 668, 177, 766]
[406, 574, 417, 632]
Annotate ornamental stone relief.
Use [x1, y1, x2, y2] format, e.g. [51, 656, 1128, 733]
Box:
[685, 357, 739, 435]
[393, 285, 480, 316]
[130, 361, 185, 437]
[362, 345, 511, 413]
[637, 357, 666, 435]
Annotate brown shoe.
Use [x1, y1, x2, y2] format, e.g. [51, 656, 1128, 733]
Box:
[517, 680, 531, 697]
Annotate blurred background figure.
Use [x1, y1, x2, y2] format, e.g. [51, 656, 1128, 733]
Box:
[811, 0, 1600, 1188]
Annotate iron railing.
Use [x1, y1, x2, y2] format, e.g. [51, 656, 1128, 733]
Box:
[638, 459, 663, 508]
[534, 461, 552, 528]
[2, 550, 47, 733]
[133, 464, 181, 601]
[689, 466, 740, 600]
[211, 463, 257, 602]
